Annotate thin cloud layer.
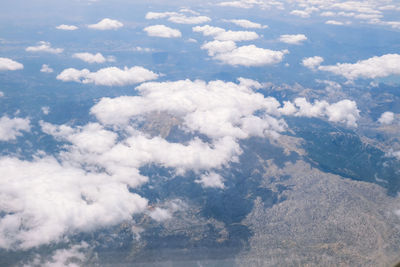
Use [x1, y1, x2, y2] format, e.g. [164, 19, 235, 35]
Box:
[88, 18, 123, 30]
[57, 66, 159, 86]
[0, 57, 23, 71]
[143, 25, 182, 38]
[26, 41, 63, 54]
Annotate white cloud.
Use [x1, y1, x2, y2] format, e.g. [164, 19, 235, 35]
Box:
[193, 25, 259, 42]
[378, 111, 395, 125]
[225, 19, 268, 29]
[302, 56, 324, 69]
[193, 25, 226, 36]
[88, 18, 123, 30]
[217, 0, 283, 10]
[145, 11, 178, 19]
[72, 52, 114, 64]
[148, 207, 172, 222]
[0, 92, 3, 98]
[168, 15, 211, 24]
[0, 57, 23, 71]
[279, 34, 307, 45]
[26, 41, 63, 54]
[145, 11, 210, 24]
[214, 30, 259, 41]
[0, 156, 148, 249]
[56, 24, 78, 30]
[214, 45, 288, 66]
[283, 97, 360, 127]
[41, 106, 50, 115]
[143, 25, 182, 38]
[201, 40, 237, 56]
[132, 46, 154, 52]
[325, 20, 344, 25]
[0, 116, 30, 141]
[56, 66, 158, 86]
[318, 54, 400, 80]
[40, 64, 53, 73]
[290, 10, 311, 18]
[195, 172, 225, 189]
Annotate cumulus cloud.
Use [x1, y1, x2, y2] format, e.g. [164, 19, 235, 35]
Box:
[0, 156, 148, 249]
[193, 25, 259, 41]
[281, 97, 360, 127]
[72, 52, 114, 64]
[145, 11, 211, 24]
[88, 18, 123, 30]
[279, 34, 307, 45]
[41, 106, 50, 115]
[143, 25, 182, 38]
[378, 111, 395, 125]
[318, 54, 400, 80]
[325, 20, 345, 25]
[214, 45, 288, 66]
[201, 40, 237, 56]
[56, 66, 158, 86]
[148, 207, 172, 222]
[217, 0, 283, 10]
[290, 10, 311, 18]
[26, 41, 63, 54]
[225, 19, 268, 29]
[56, 24, 78, 30]
[195, 172, 225, 189]
[302, 56, 324, 69]
[0, 57, 23, 71]
[0, 116, 30, 141]
[40, 64, 53, 73]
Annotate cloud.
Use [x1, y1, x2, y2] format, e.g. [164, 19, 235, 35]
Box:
[225, 19, 268, 29]
[148, 207, 172, 222]
[143, 25, 182, 38]
[378, 111, 395, 125]
[57, 66, 159, 86]
[26, 41, 63, 54]
[0, 116, 30, 141]
[290, 10, 311, 18]
[325, 20, 345, 25]
[145, 11, 211, 24]
[40, 64, 53, 73]
[0, 57, 23, 71]
[41, 106, 50, 115]
[318, 54, 400, 80]
[168, 14, 211, 24]
[214, 45, 288, 66]
[56, 24, 78, 30]
[302, 56, 324, 69]
[195, 172, 225, 189]
[193, 25, 259, 41]
[201, 40, 237, 56]
[217, 0, 283, 10]
[279, 34, 307, 45]
[282, 97, 360, 127]
[88, 18, 123, 30]
[0, 156, 148, 249]
[72, 52, 114, 64]
[57, 66, 158, 86]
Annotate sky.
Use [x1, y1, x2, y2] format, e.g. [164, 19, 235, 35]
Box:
[0, 0, 400, 265]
